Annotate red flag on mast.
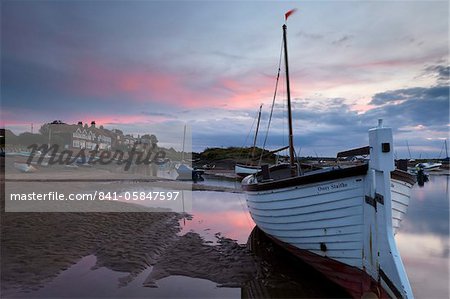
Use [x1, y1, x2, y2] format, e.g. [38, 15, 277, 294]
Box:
[285, 9, 297, 21]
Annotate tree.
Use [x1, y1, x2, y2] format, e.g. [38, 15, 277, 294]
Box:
[39, 123, 50, 136]
[18, 132, 47, 146]
[4, 129, 18, 145]
[0, 129, 5, 148]
[113, 129, 123, 135]
[141, 134, 158, 144]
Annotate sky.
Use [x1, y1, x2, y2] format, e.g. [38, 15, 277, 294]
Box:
[1, 0, 449, 157]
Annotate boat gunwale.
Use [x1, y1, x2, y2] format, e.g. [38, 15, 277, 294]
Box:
[242, 164, 416, 191]
[235, 163, 261, 170]
[242, 164, 369, 191]
[391, 168, 416, 185]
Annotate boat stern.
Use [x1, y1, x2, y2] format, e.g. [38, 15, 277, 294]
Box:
[364, 119, 414, 299]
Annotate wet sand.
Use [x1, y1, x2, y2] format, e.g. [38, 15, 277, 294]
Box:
[1, 203, 258, 295]
[1, 161, 349, 298]
[1, 208, 182, 293]
[0, 165, 254, 296]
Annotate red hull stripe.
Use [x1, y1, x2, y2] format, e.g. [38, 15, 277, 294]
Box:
[266, 233, 394, 298]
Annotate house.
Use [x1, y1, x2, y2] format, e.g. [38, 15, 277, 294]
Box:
[72, 121, 112, 150]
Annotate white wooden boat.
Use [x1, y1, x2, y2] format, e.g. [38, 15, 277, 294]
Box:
[243, 126, 415, 298]
[414, 162, 442, 171]
[176, 163, 193, 179]
[242, 18, 415, 298]
[235, 163, 260, 177]
[338, 146, 415, 235]
[235, 104, 263, 177]
[391, 170, 415, 234]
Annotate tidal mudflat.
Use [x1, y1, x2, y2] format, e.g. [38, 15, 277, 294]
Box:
[1, 174, 448, 298]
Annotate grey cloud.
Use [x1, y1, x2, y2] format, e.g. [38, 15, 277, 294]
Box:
[331, 35, 353, 46]
[296, 30, 324, 40]
[194, 83, 448, 156]
[370, 85, 448, 105]
[368, 86, 449, 127]
[141, 111, 177, 118]
[212, 51, 246, 61]
[424, 65, 450, 85]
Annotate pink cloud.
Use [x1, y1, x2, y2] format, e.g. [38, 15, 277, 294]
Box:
[75, 113, 169, 125]
[1, 108, 170, 132]
[67, 57, 279, 110]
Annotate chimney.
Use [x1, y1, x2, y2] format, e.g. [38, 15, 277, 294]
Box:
[91, 121, 96, 128]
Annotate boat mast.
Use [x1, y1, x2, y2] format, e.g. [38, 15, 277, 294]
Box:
[251, 104, 263, 159]
[181, 124, 186, 162]
[282, 24, 296, 170]
[445, 139, 448, 159]
[406, 140, 412, 160]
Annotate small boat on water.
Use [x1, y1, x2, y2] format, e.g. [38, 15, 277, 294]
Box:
[13, 162, 37, 173]
[235, 104, 263, 177]
[242, 15, 415, 298]
[414, 162, 442, 171]
[175, 162, 204, 181]
[176, 124, 204, 181]
[235, 163, 261, 177]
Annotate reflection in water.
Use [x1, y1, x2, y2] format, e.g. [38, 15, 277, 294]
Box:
[400, 175, 449, 237]
[396, 174, 449, 299]
[197, 176, 241, 190]
[9, 255, 240, 298]
[0, 211, 182, 295]
[1, 175, 448, 298]
[416, 169, 429, 187]
[179, 191, 254, 243]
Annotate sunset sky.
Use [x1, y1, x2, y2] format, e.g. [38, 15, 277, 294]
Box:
[1, 1, 448, 157]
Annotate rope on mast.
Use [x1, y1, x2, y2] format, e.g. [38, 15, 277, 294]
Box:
[238, 109, 259, 163]
[259, 36, 284, 165]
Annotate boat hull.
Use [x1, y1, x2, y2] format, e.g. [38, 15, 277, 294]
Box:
[245, 175, 367, 270]
[391, 176, 414, 234]
[243, 165, 414, 298]
[415, 162, 442, 171]
[176, 163, 193, 180]
[235, 164, 260, 177]
[265, 231, 392, 298]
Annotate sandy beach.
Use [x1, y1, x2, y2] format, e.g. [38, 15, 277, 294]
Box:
[1, 162, 258, 296]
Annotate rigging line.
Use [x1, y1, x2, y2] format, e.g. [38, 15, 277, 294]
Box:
[238, 109, 258, 162]
[437, 140, 445, 159]
[259, 36, 284, 166]
[282, 77, 286, 157]
[245, 108, 261, 163]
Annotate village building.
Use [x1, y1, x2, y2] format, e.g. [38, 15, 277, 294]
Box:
[44, 121, 150, 152]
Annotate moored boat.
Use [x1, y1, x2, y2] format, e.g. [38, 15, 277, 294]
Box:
[235, 104, 263, 177]
[176, 124, 204, 181]
[235, 164, 261, 177]
[414, 162, 442, 171]
[13, 162, 37, 173]
[241, 15, 415, 298]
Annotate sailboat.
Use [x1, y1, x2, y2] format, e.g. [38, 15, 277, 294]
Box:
[235, 104, 263, 177]
[415, 139, 448, 171]
[176, 125, 204, 181]
[241, 16, 416, 298]
[414, 161, 442, 171]
[440, 140, 449, 169]
[414, 140, 443, 170]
